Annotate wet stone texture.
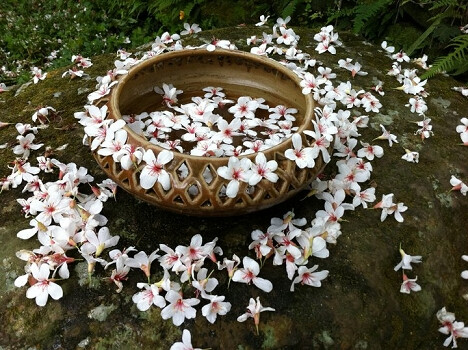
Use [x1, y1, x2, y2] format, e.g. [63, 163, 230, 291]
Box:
[0, 26, 467, 349]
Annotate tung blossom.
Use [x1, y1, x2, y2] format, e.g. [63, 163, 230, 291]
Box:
[232, 256, 273, 292]
[217, 156, 252, 198]
[394, 247, 422, 271]
[290, 265, 329, 292]
[437, 307, 468, 348]
[450, 175, 467, 196]
[237, 296, 275, 335]
[25, 263, 63, 306]
[140, 149, 174, 190]
[161, 290, 200, 326]
[400, 274, 421, 294]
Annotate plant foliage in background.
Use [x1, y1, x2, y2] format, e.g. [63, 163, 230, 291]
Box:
[0, 0, 467, 84]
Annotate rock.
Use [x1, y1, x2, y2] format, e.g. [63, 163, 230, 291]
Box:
[0, 25, 467, 349]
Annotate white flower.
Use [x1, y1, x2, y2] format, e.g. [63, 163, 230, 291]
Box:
[400, 274, 421, 294]
[401, 149, 419, 163]
[285, 133, 318, 169]
[232, 256, 273, 292]
[290, 265, 329, 292]
[140, 149, 173, 190]
[374, 124, 398, 147]
[161, 290, 200, 326]
[170, 329, 201, 350]
[450, 175, 468, 196]
[357, 141, 384, 160]
[217, 156, 252, 198]
[381, 41, 395, 54]
[437, 307, 468, 348]
[201, 292, 232, 323]
[456, 118, 468, 144]
[132, 283, 166, 311]
[255, 15, 270, 26]
[126, 250, 160, 279]
[237, 296, 275, 335]
[13, 134, 43, 158]
[25, 263, 63, 306]
[87, 82, 118, 102]
[31, 67, 47, 84]
[180, 23, 201, 36]
[228, 96, 259, 119]
[394, 247, 422, 271]
[249, 153, 278, 186]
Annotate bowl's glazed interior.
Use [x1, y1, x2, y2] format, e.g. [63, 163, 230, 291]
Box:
[97, 49, 320, 216]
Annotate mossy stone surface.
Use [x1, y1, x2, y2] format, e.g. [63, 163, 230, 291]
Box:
[0, 26, 467, 349]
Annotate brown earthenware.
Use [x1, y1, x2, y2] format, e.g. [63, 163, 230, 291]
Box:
[93, 48, 324, 216]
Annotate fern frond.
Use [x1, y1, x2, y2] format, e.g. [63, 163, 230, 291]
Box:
[281, 0, 301, 19]
[429, 0, 464, 11]
[353, 0, 395, 34]
[421, 34, 468, 79]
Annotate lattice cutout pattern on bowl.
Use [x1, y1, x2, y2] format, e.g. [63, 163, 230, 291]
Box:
[92, 49, 326, 216]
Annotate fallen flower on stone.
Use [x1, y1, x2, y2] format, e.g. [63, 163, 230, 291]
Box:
[400, 273, 421, 294]
[401, 149, 419, 163]
[237, 296, 275, 335]
[394, 246, 422, 271]
[450, 175, 468, 196]
[201, 291, 232, 324]
[461, 255, 468, 279]
[31, 67, 47, 84]
[132, 283, 166, 311]
[290, 265, 329, 291]
[170, 329, 202, 350]
[452, 86, 468, 97]
[25, 263, 63, 306]
[161, 290, 200, 326]
[232, 256, 273, 292]
[374, 124, 398, 147]
[437, 307, 468, 348]
[456, 118, 468, 144]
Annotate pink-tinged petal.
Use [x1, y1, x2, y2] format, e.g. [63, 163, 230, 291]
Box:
[232, 270, 246, 283]
[140, 168, 157, 189]
[243, 256, 260, 275]
[157, 149, 174, 165]
[253, 277, 273, 292]
[226, 180, 240, 198]
[48, 282, 63, 300]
